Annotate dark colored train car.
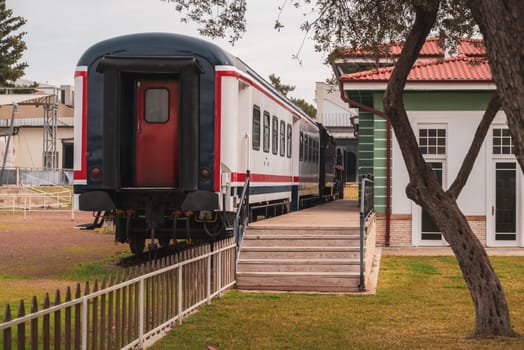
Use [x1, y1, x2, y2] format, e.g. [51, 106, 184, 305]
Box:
[318, 124, 337, 200]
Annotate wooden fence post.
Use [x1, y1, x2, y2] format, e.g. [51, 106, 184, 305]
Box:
[100, 278, 106, 350]
[74, 284, 81, 350]
[83, 282, 90, 350]
[65, 287, 72, 350]
[92, 280, 99, 350]
[3, 304, 11, 350]
[54, 290, 61, 349]
[30, 296, 38, 350]
[43, 293, 50, 350]
[17, 300, 25, 349]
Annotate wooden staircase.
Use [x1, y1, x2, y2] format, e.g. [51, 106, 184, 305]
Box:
[236, 226, 363, 293]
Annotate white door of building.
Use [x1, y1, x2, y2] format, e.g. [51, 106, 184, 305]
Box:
[487, 127, 522, 247]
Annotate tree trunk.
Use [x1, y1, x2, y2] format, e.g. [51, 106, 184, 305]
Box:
[382, 2, 515, 338]
[468, 0, 524, 173]
[411, 182, 514, 337]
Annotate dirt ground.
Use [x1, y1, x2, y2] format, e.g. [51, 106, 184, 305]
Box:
[0, 210, 126, 278]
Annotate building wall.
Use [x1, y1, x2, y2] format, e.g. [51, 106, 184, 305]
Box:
[386, 215, 487, 247]
[373, 116, 388, 214]
[352, 90, 522, 247]
[9, 127, 74, 169]
[315, 82, 353, 124]
[389, 92, 493, 217]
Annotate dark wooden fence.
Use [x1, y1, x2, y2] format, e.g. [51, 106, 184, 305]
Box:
[1, 238, 236, 349]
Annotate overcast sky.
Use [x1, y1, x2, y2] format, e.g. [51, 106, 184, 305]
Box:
[9, 0, 332, 104]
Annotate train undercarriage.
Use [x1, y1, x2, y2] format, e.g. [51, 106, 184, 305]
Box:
[112, 209, 233, 255]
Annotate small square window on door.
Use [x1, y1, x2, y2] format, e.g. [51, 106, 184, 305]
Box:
[419, 128, 446, 155]
[144, 89, 169, 123]
[493, 128, 514, 155]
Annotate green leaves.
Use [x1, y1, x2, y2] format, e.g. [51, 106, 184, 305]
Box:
[0, 1, 28, 86]
[165, 0, 247, 45]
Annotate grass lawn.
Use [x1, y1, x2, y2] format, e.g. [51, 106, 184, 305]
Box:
[0, 254, 129, 313]
[152, 256, 524, 349]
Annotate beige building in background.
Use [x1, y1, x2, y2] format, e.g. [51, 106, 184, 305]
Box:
[0, 96, 74, 171]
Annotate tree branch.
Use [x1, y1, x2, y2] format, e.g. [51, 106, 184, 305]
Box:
[447, 93, 500, 198]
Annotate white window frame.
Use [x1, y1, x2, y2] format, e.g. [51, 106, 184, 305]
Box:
[417, 124, 447, 159]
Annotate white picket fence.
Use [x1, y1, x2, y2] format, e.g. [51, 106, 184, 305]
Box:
[0, 239, 237, 349]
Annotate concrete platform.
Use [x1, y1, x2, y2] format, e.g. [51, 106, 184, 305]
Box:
[247, 199, 360, 229]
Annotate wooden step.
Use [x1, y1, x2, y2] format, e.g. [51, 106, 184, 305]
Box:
[239, 246, 361, 260]
[245, 227, 360, 236]
[237, 258, 361, 273]
[236, 200, 363, 293]
[236, 272, 362, 292]
[241, 235, 360, 247]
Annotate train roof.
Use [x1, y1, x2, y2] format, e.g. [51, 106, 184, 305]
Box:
[77, 32, 316, 126]
[77, 32, 238, 67]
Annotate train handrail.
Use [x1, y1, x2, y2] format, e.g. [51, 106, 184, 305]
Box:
[359, 174, 374, 292]
[234, 170, 250, 264]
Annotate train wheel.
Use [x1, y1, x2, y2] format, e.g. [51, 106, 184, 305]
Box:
[203, 219, 224, 238]
[114, 215, 126, 243]
[127, 216, 145, 255]
[158, 237, 171, 248]
[129, 233, 145, 255]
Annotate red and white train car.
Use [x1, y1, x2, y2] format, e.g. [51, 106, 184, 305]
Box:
[73, 33, 334, 253]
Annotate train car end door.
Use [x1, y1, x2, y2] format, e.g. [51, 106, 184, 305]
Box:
[135, 80, 179, 187]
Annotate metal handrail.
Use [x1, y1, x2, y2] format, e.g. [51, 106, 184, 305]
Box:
[233, 170, 250, 263]
[360, 175, 374, 221]
[359, 175, 374, 292]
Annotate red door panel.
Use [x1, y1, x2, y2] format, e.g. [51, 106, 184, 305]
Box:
[136, 80, 179, 187]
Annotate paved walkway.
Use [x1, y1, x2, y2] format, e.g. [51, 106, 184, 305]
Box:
[248, 199, 360, 229]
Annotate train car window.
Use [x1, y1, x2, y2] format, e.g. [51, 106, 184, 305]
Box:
[317, 140, 320, 162]
[263, 111, 270, 153]
[310, 139, 313, 163]
[279, 120, 285, 157]
[286, 124, 292, 158]
[252, 105, 261, 150]
[299, 132, 304, 161]
[315, 140, 318, 162]
[316, 140, 319, 162]
[305, 135, 309, 162]
[314, 140, 318, 162]
[312, 138, 315, 162]
[311, 138, 315, 163]
[144, 89, 169, 123]
[272, 116, 278, 155]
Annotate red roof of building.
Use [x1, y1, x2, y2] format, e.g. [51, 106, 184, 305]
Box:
[340, 56, 492, 83]
[340, 37, 485, 59]
[340, 37, 443, 59]
[457, 38, 486, 57]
